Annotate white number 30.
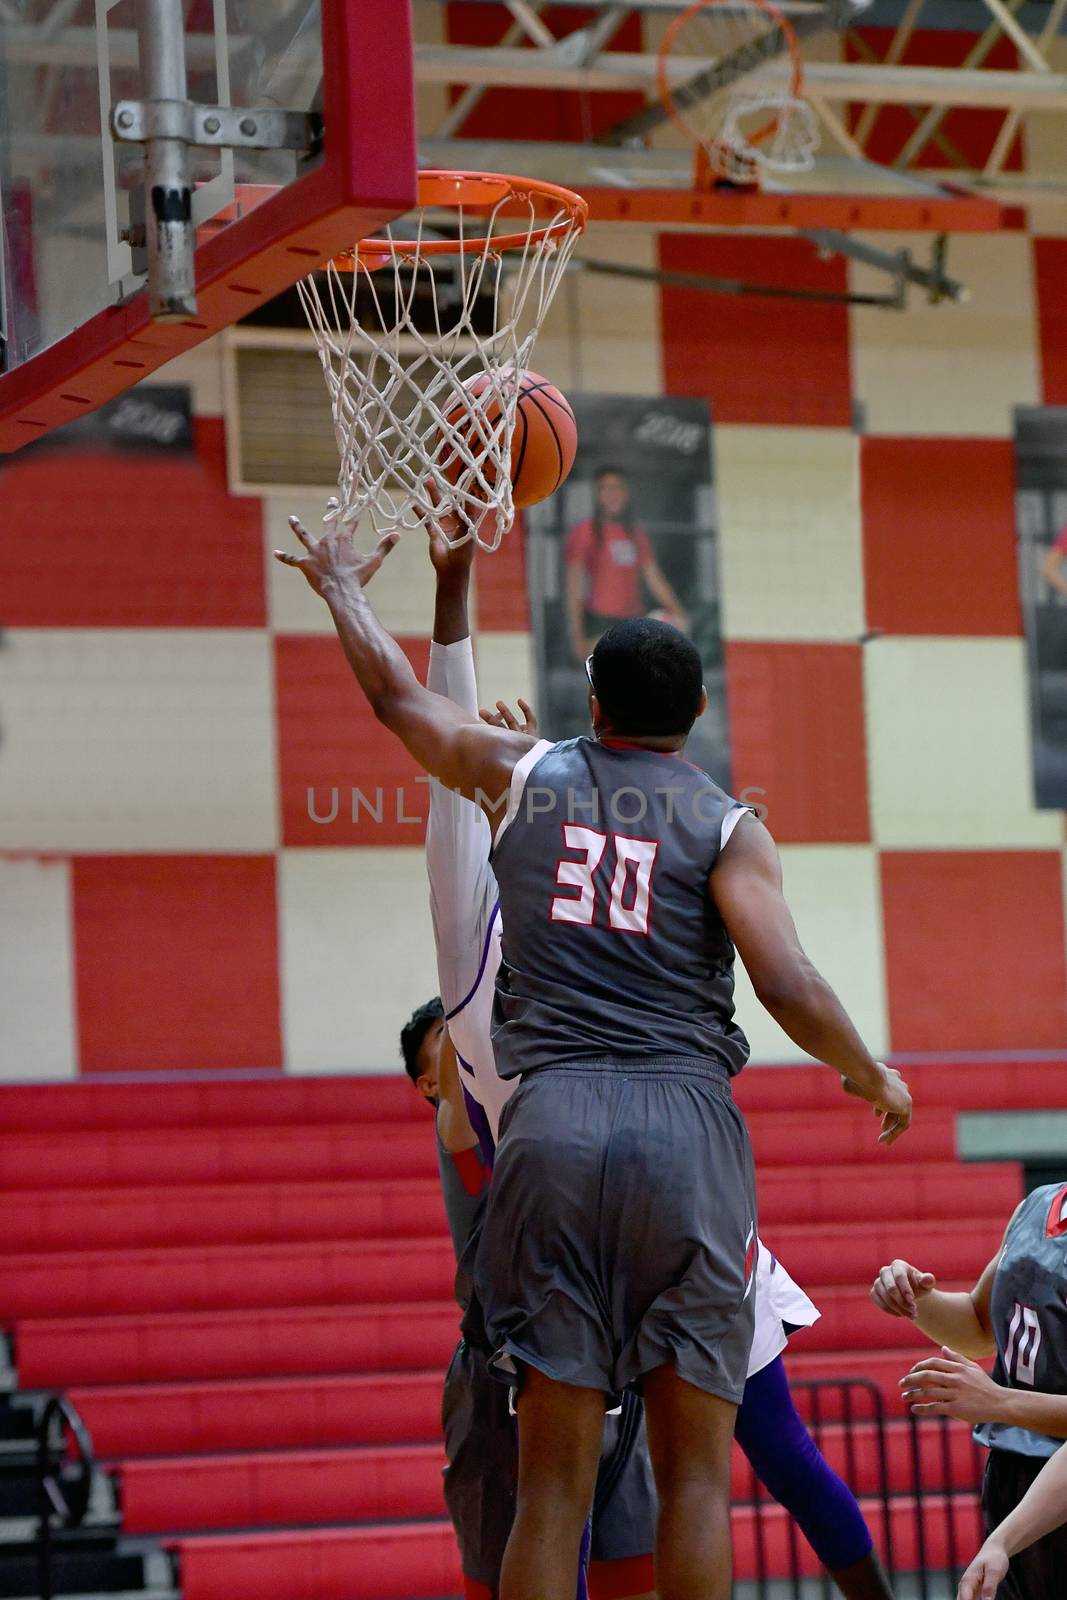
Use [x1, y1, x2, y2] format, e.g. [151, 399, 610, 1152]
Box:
[551, 825, 659, 935]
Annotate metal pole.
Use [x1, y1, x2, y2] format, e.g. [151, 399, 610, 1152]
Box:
[135, 0, 195, 318]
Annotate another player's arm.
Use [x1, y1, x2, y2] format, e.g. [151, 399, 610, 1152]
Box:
[870, 1207, 1021, 1358]
[275, 517, 535, 816]
[709, 813, 912, 1143]
[959, 1444, 1067, 1600]
[436, 1030, 478, 1156]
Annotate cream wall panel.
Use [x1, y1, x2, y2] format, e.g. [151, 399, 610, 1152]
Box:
[715, 427, 865, 640]
[0, 631, 278, 852]
[865, 637, 1060, 848]
[731, 845, 888, 1065]
[280, 848, 438, 1073]
[412, 0, 449, 133]
[159, 337, 225, 415]
[1023, 38, 1067, 237]
[850, 233, 1040, 437]
[535, 225, 663, 397]
[266, 497, 440, 637]
[0, 857, 77, 1081]
[475, 632, 538, 716]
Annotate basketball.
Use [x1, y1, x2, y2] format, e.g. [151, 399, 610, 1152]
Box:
[445, 369, 578, 511]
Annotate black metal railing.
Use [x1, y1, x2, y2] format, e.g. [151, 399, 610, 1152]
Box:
[742, 1375, 986, 1599]
[36, 1393, 97, 1600]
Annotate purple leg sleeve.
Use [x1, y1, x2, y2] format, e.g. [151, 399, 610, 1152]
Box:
[735, 1355, 874, 1571]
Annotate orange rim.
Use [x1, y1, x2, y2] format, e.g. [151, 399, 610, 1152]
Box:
[657, 0, 804, 155]
[332, 170, 588, 273]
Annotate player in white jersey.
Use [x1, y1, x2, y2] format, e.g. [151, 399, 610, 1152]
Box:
[418, 531, 895, 1600]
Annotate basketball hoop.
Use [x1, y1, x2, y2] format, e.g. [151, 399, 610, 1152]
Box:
[657, 0, 819, 187]
[297, 170, 587, 552]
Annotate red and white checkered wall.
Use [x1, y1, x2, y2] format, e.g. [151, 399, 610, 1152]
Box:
[4, 4, 1067, 1078]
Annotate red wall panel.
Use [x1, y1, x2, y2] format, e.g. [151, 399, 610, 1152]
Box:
[445, 4, 644, 141]
[275, 635, 432, 847]
[846, 28, 1023, 172]
[73, 855, 282, 1072]
[881, 851, 1067, 1053]
[659, 234, 852, 427]
[0, 419, 266, 628]
[1034, 239, 1067, 406]
[861, 438, 1022, 636]
[726, 642, 870, 843]
[475, 514, 529, 633]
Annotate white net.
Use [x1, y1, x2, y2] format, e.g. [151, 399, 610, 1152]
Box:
[713, 93, 820, 183]
[659, 0, 816, 189]
[297, 178, 585, 552]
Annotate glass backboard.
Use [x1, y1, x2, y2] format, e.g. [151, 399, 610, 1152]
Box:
[0, 0, 416, 449]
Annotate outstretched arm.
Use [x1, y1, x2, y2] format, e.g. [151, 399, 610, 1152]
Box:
[275, 516, 535, 817]
[709, 813, 912, 1143]
[870, 1219, 1010, 1359]
[959, 1445, 1067, 1600]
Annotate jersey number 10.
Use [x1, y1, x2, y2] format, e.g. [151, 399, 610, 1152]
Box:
[1005, 1301, 1042, 1387]
[551, 825, 659, 935]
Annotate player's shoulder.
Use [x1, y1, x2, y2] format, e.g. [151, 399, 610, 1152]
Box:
[1014, 1182, 1066, 1229]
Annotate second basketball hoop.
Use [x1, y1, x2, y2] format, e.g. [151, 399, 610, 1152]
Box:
[657, 0, 820, 187]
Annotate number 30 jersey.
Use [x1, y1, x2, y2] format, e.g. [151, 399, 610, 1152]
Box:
[490, 735, 751, 1080]
[975, 1182, 1067, 1459]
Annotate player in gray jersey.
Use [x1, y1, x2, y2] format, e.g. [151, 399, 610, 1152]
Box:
[872, 1181, 1067, 1599]
[277, 513, 913, 1600]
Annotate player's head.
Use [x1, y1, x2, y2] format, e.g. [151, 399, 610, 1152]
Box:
[400, 996, 445, 1104]
[587, 617, 707, 745]
[594, 465, 630, 520]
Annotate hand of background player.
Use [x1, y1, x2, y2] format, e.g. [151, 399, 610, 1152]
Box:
[842, 1062, 912, 1145]
[275, 511, 398, 598]
[480, 699, 538, 735]
[957, 1541, 1009, 1600]
[870, 1258, 937, 1319]
[900, 1347, 1002, 1422]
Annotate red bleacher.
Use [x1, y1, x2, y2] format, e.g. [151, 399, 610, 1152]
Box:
[0, 1060, 1050, 1599]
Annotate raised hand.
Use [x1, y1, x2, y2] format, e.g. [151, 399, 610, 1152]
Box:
[480, 699, 538, 735]
[870, 1259, 937, 1319]
[900, 1347, 1004, 1422]
[274, 514, 398, 598]
[843, 1062, 912, 1145]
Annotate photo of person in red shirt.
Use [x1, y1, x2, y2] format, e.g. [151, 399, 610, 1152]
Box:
[564, 465, 688, 664]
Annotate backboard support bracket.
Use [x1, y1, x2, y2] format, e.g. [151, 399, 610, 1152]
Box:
[117, 0, 323, 322]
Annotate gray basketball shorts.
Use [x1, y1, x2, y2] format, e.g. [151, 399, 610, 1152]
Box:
[472, 1059, 757, 1404]
[442, 1340, 658, 1585]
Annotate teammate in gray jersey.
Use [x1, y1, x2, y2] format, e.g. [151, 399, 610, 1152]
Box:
[873, 1181, 1067, 1599]
[277, 513, 912, 1600]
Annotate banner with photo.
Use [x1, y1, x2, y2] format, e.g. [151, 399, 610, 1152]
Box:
[1015, 406, 1067, 808]
[524, 393, 731, 790]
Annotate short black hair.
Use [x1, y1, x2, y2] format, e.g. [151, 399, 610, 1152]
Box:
[400, 996, 444, 1086]
[590, 616, 704, 737]
[594, 464, 628, 482]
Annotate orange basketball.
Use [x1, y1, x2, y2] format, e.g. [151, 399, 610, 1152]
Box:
[444, 370, 578, 510]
